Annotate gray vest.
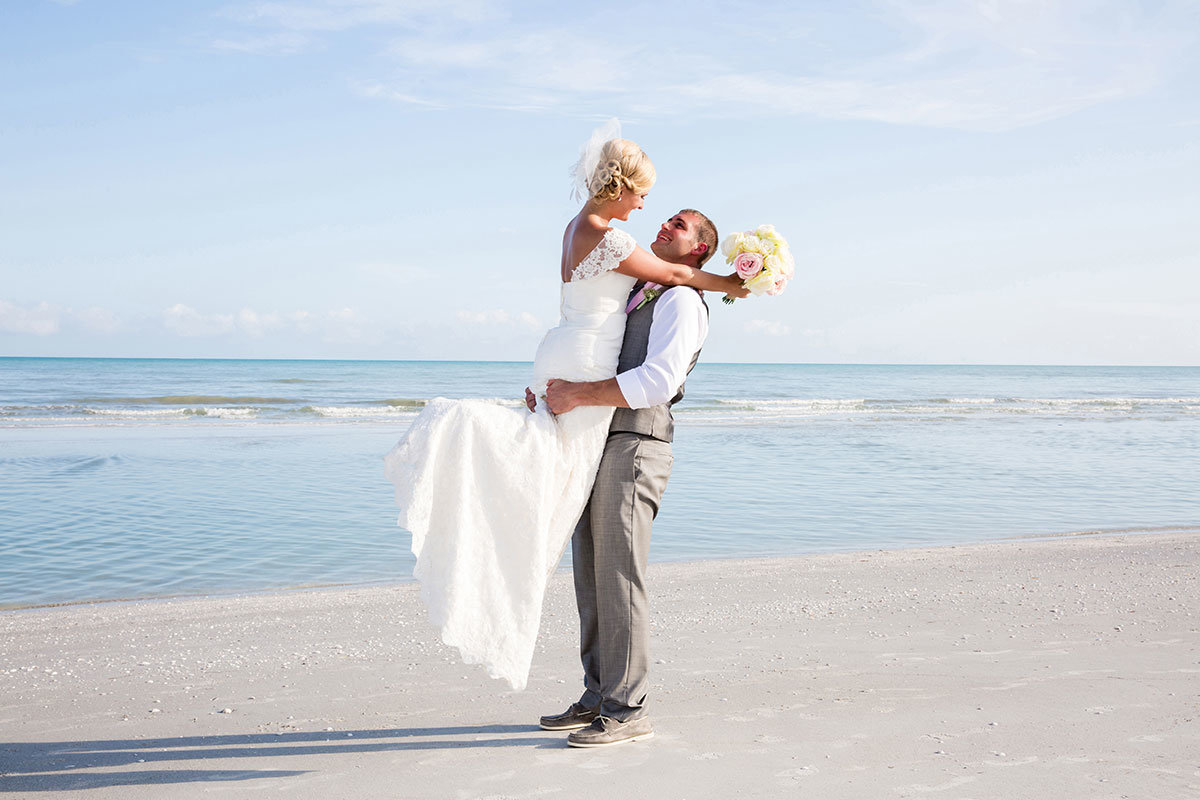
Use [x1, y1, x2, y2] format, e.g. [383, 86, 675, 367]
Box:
[609, 285, 707, 443]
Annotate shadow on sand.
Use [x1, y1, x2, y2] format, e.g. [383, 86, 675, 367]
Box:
[0, 724, 556, 792]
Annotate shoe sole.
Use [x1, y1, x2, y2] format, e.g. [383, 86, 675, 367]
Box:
[566, 730, 655, 748]
[539, 720, 594, 731]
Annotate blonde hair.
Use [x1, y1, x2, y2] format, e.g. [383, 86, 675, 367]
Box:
[589, 139, 656, 201]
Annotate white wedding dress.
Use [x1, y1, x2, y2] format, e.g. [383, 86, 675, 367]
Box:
[384, 228, 638, 690]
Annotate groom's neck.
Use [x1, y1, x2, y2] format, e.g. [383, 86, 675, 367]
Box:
[665, 257, 702, 272]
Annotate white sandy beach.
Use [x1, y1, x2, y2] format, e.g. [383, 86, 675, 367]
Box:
[1, 531, 1197, 799]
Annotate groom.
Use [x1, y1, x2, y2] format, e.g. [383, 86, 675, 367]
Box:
[527, 208, 738, 748]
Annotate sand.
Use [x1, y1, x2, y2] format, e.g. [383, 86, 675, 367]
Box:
[1, 531, 1197, 799]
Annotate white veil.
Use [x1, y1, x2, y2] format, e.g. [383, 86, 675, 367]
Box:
[569, 117, 622, 202]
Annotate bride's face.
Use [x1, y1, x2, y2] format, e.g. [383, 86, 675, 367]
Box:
[612, 191, 646, 221]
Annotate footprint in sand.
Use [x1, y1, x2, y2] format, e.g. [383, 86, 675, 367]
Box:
[897, 776, 976, 793]
[984, 756, 1038, 767]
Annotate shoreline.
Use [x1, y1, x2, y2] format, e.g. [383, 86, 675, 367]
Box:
[2, 530, 1197, 798]
[5, 525, 1197, 613]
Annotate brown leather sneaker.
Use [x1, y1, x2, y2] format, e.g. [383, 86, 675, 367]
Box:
[538, 702, 599, 731]
[566, 715, 654, 748]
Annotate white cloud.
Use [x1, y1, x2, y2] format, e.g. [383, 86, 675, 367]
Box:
[163, 304, 236, 337]
[235, 307, 285, 337]
[818, 262, 1200, 364]
[0, 300, 60, 336]
[353, 82, 449, 108]
[346, 1, 1189, 130]
[316, 307, 371, 342]
[162, 303, 372, 342]
[74, 306, 121, 334]
[456, 309, 509, 325]
[1, 302, 127, 337]
[744, 319, 792, 337]
[456, 309, 542, 330]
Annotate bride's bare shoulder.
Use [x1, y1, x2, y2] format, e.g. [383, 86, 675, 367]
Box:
[561, 215, 612, 279]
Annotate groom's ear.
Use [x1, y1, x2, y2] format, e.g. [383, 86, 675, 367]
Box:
[691, 241, 709, 257]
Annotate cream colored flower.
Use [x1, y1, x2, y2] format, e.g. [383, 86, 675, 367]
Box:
[778, 249, 795, 278]
[720, 232, 745, 261]
[745, 268, 777, 296]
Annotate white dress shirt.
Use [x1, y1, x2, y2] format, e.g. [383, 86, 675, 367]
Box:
[614, 287, 709, 409]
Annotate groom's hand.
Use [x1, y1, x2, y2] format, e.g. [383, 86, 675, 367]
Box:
[544, 379, 581, 415]
[524, 387, 537, 412]
[545, 377, 629, 414]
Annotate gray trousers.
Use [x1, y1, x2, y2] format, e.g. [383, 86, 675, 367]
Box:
[572, 432, 674, 721]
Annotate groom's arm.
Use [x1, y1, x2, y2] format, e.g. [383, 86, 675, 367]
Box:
[545, 288, 708, 415]
[544, 377, 630, 414]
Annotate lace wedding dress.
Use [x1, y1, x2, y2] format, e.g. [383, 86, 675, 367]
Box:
[385, 228, 638, 690]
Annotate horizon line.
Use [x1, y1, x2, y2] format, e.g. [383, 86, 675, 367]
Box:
[2, 355, 1198, 369]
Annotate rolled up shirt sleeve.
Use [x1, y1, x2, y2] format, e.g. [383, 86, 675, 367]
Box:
[614, 288, 709, 409]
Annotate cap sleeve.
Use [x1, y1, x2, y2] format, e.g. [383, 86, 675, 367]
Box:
[606, 228, 636, 261]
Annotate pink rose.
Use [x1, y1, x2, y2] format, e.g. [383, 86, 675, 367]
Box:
[767, 277, 788, 296]
[733, 252, 763, 279]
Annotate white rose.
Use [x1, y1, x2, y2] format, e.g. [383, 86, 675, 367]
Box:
[779, 250, 795, 278]
[756, 224, 776, 238]
[720, 232, 744, 259]
[745, 268, 777, 296]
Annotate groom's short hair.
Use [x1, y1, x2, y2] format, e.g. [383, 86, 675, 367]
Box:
[680, 208, 718, 267]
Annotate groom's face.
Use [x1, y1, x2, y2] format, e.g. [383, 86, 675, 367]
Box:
[650, 212, 703, 265]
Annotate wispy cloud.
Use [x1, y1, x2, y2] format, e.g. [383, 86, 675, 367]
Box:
[745, 319, 792, 338]
[214, 0, 500, 54]
[75, 306, 122, 334]
[163, 304, 370, 341]
[163, 304, 236, 337]
[456, 308, 541, 330]
[0, 301, 124, 336]
[0, 300, 60, 336]
[227, 0, 1186, 130]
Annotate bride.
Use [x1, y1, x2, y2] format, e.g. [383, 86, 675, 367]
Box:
[384, 125, 746, 690]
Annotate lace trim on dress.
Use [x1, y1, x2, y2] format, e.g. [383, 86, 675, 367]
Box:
[570, 228, 636, 282]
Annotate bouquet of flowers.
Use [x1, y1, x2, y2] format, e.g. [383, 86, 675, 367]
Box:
[720, 224, 794, 304]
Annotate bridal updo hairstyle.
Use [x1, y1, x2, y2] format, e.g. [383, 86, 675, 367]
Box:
[589, 139, 656, 202]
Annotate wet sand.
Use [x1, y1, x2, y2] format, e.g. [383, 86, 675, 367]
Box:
[2, 532, 1198, 799]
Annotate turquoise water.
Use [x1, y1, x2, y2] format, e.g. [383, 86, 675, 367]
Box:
[1, 358, 1198, 606]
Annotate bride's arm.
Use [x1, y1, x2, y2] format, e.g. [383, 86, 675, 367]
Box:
[615, 245, 749, 298]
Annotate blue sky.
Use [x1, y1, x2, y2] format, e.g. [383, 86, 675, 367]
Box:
[2, 0, 1198, 364]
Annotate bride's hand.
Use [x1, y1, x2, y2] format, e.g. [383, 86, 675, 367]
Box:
[721, 273, 750, 299]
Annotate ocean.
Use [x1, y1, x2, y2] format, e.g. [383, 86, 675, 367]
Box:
[1, 358, 1197, 607]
